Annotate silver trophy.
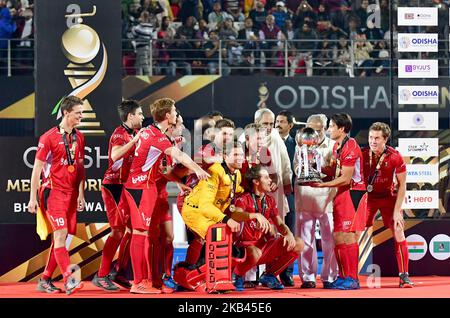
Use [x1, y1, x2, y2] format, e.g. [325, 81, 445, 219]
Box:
[296, 127, 323, 184]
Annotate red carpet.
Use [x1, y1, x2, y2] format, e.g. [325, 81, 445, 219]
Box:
[0, 276, 449, 298]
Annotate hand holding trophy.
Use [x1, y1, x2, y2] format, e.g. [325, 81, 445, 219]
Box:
[295, 127, 323, 185]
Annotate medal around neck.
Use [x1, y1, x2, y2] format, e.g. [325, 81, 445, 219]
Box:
[296, 127, 323, 185]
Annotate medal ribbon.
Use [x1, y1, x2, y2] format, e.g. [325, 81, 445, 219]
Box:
[368, 148, 387, 190]
[60, 127, 77, 167]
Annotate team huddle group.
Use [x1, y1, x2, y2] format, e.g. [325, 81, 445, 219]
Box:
[27, 95, 414, 295]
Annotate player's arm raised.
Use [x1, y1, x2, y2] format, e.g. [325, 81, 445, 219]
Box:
[111, 130, 141, 162]
[165, 146, 210, 180]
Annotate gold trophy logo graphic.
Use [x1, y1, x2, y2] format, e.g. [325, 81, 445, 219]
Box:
[52, 5, 107, 135]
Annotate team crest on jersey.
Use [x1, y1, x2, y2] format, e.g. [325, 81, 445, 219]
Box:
[141, 131, 149, 140]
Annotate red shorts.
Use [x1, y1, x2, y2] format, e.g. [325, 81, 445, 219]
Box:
[366, 195, 396, 228]
[255, 236, 290, 265]
[124, 186, 157, 231]
[150, 196, 172, 229]
[40, 187, 77, 235]
[101, 184, 130, 229]
[333, 190, 366, 233]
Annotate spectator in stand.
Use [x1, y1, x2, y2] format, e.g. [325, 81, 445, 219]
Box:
[0, 0, 16, 76]
[228, 6, 246, 22]
[202, 0, 216, 21]
[353, 31, 374, 77]
[293, 0, 317, 30]
[317, 20, 344, 41]
[347, 16, 360, 41]
[323, 0, 343, 13]
[195, 18, 209, 40]
[282, 18, 295, 40]
[330, 1, 353, 34]
[177, 15, 196, 39]
[290, 21, 317, 76]
[178, 0, 199, 23]
[285, 0, 302, 14]
[317, 3, 331, 22]
[224, 0, 240, 14]
[372, 39, 390, 76]
[208, 2, 231, 29]
[132, 11, 157, 75]
[379, 0, 390, 32]
[155, 16, 175, 75]
[249, 0, 268, 30]
[355, 0, 369, 29]
[13, 7, 33, 75]
[333, 35, 353, 76]
[204, 29, 231, 75]
[167, 33, 193, 75]
[170, 0, 181, 20]
[272, 1, 290, 29]
[219, 18, 242, 66]
[237, 16, 259, 74]
[313, 37, 334, 75]
[259, 14, 283, 69]
[138, 0, 164, 23]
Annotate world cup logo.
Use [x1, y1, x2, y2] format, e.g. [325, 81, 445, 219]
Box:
[52, 5, 107, 135]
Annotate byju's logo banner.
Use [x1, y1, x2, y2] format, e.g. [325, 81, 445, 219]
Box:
[398, 60, 439, 78]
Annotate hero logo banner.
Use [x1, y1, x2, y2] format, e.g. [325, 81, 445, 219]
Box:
[402, 190, 439, 209]
[406, 164, 439, 184]
[398, 33, 438, 52]
[398, 60, 439, 78]
[398, 7, 438, 26]
[35, 0, 121, 136]
[398, 86, 439, 105]
[398, 112, 439, 131]
[397, 138, 439, 158]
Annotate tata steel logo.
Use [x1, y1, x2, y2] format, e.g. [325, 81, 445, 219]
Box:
[407, 171, 433, 177]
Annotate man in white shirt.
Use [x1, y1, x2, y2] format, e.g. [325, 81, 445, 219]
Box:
[294, 114, 338, 289]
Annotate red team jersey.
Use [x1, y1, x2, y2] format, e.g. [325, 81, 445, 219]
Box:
[125, 125, 173, 189]
[240, 146, 272, 190]
[103, 125, 136, 185]
[35, 127, 85, 192]
[331, 137, 365, 232]
[234, 193, 278, 244]
[332, 137, 365, 193]
[362, 146, 406, 198]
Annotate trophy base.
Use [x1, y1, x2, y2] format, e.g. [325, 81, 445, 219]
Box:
[297, 178, 323, 185]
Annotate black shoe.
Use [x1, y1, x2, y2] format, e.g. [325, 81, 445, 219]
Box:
[300, 281, 316, 289]
[110, 268, 132, 289]
[64, 276, 84, 295]
[280, 274, 295, 287]
[36, 278, 62, 294]
[399, 273, 414, 288]
[92, 273, 120, 292]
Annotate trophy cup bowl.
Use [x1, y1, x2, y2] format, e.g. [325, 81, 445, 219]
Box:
[296, 127, 323, 185]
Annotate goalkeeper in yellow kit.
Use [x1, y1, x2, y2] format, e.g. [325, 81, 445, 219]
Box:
[182, 141, 270, 265]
